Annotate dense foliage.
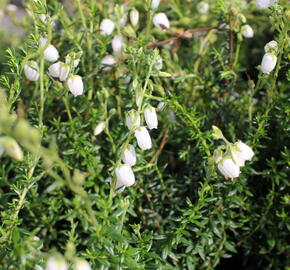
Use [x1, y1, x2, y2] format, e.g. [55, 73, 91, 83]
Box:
[0, 0, 289, 269]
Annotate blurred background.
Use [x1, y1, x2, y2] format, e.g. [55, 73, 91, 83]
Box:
[0, 0, 26, 73]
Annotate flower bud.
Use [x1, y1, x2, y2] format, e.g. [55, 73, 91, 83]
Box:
[153, 13, 170, 30]
[212, 125, 224, 140]
[46, 256, 68, 270]
[67, 75, 84, 96]
[94, 122, 106, 136]
[233, 141, 254, 165]
[196, 2, 210, 14]
[125, 110, 141, 130]
[65, 55, 80, 68]
[241, 24, 254, 38]
[40, 38, 59, 62]
[264, 40, 278, 53]
[1, 137, 23, 161]
[154, 57, 163, 70]
[73, 170, 85, 185]
[151, 0, 160, 10]
[39, 14, 47, 23]
[100, 19, 115, 35]
[261, 53, 277, 74]
[144, 105, 158, 130]
[24, 61, 40, 81]
[217, 158, 240, 179]
[73, 259, 91, 270]
[122, 144, 136, 166]
[115, 165, 135, 187]
[135, 127, 152, 150]
[112, 35, 124, 58]
[130, 9, 139, 27]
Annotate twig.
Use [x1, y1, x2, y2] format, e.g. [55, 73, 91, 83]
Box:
[149, 128, 169, 164]
[147, 27, 224, 48]
[228, 12, 234, 67]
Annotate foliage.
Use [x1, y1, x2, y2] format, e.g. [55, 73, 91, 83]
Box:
[0, 0, 289, 269]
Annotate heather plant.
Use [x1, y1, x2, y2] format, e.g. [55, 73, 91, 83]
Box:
[0, 0, 289, 269]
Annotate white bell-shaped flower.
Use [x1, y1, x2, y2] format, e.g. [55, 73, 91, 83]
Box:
[196, 2, 210, 14]
[151, 0, 160, 10]
[122, 144, 136, 166]
[234, 141, 254, 165]
[256, 0, 277, 9]
[100, 19, 115, 35]
[73, 259, 91, 270]
[112, 35, 124, 58]
[135, 127, 152, 150]
[153, 13, 170, 30]
[48, 62, 70, 81]
[157, 102, 166, 111]
[125, 110, 141, 130]
[241, 24, 254, 38]
[48, 62, 61, 78]
[115, 165, 135, 187]
[119, 13, 127, 28]
[59, 63, 70, 81]
[261, 53, 277, 74]
[101, 55, 116, 68]
[130, 9, 139, 27]
[94, 122, 106, 136]
[217, 158, 240, 179]
[67, 75, 84, 96]
[264, 40, 278, 53]
[40, 38, 59, 62]
[46, 256, 68, 270]
[24, 61, 40, 81]
[144, 105, 158, 130]
[169, 110, 176, 122]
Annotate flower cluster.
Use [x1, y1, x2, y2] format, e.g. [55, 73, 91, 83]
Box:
[24, 37, 84, 97]
[261, 40, 278, 74]
[96, 3, 166, 193]
[115, 105, 158, 192]
[212, 126, 254, 180]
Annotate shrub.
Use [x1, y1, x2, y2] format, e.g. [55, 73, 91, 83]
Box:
[0, 0, 289, 269]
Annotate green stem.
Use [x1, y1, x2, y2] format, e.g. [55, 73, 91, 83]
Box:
[233, 40, 241, 68]
[21, 21, 52, 70]
[39, 58, 45, 127]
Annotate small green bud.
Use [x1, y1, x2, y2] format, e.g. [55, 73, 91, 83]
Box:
[212, 125, 224, 140]
[158, 71, 172, 77]
[0, 137, 23, 161]
[94, 122, 106, 136]
[65, 241, 76, 258]
[73, 169, 85, 185]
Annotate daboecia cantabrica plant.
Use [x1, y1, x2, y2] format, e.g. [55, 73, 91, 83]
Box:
[0, 0, 289, 269]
